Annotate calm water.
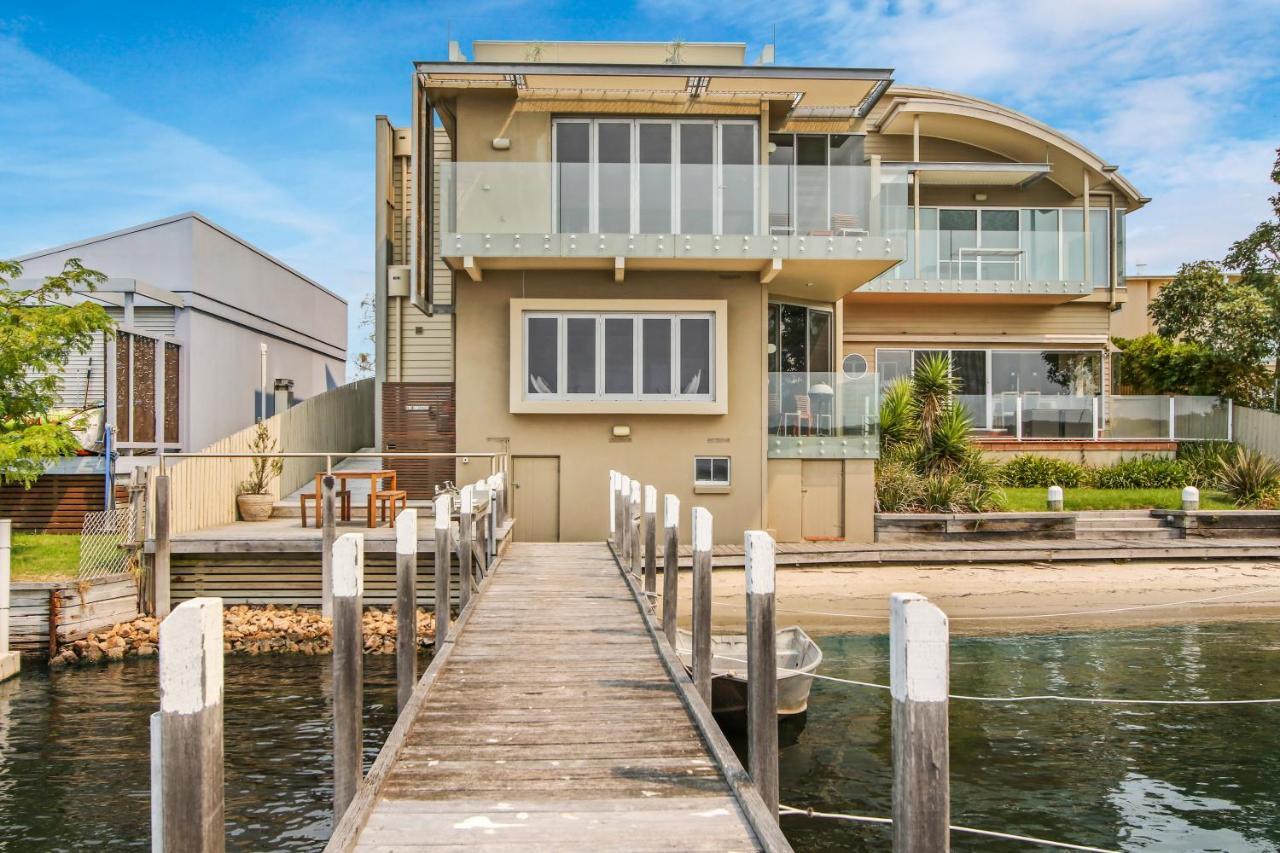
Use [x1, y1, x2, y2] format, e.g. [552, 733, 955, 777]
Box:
[0, 626, 1277, 852]
[770, 622, 1280, 852]
[0, 653, 412, 851]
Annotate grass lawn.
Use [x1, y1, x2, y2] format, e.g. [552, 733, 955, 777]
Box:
[10, 533, 81, 581]
[1002, 487, 1237, 512]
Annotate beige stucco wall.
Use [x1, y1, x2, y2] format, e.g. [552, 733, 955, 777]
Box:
[765, 459, 875, 544]
[1110, 278, 1165, 340]
[453, 269, 769, 544]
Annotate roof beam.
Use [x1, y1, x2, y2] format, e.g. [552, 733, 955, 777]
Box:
[614, 257, 625, 283]
[760, 258, 782, 284]
[462, 256, 483, 282]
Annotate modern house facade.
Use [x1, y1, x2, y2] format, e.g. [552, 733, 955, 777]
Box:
[14, 213, 348, 464]
[375, 39, 1151, 543]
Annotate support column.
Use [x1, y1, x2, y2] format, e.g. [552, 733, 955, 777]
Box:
[395, 509, 418, 713]
[332, 533, 365, 823]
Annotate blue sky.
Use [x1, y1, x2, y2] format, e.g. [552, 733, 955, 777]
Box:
[2, 1, 1277, 369]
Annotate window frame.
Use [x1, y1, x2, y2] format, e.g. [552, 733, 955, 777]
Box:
[693, 455, 732, 487]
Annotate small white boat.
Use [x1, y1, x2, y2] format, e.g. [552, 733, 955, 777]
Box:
[676, 626, 823, 716]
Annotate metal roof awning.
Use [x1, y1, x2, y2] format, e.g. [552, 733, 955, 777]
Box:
[895, 161, 1053, 188]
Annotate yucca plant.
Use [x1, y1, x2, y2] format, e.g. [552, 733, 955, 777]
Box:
[920, 401, 973, 473]
[912, 353, 957, 445]
[922, 473, 965, 513]
[1218, 446, 1280, 507]
[874, 459, 925, 512]
[878, 377, 917, 449]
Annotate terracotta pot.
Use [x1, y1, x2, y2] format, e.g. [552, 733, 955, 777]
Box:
[237, 493, 275, 522]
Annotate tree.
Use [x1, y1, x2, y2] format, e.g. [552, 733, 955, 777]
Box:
[1, 259, 115, 486]
[1112, 334, 1271, 407]
[1225, 146, 1280, 399]
[351, 292, 375, 379]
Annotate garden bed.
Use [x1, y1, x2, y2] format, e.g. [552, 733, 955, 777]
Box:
[1001, 488, 1236, 512]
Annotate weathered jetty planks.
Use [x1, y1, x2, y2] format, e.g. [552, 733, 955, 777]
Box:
[328, 541, 786, 852]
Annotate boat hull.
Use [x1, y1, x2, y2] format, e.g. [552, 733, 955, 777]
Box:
[676, 626, 822, 717]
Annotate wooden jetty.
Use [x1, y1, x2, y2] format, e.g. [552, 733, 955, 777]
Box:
[327, 541, 788, 852]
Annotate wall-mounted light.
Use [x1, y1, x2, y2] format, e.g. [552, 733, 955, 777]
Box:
[491, 137, 511, 150]
[612, 425, 631, 438]
[974, 192, 988, 201]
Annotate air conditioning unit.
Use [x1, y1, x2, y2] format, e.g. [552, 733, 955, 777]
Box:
[387, 265, 412, 297]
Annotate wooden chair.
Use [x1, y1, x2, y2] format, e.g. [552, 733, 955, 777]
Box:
[299, 476, 351, 527]
[783, 394, 813, 436]
[376, 490, 408, 527]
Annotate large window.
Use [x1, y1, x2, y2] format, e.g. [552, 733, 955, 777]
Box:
[525, 311, 714, 402]
[877, 348, 1102, 437]
[768, 134, 867, 236]
[553, 118, 757, 236]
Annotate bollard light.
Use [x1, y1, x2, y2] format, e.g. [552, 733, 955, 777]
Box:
[1182, 485, 1200, 512]
[1046, 485, 1064, 512]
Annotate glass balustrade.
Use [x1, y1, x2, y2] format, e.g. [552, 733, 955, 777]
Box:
[768, 372, 879, 459]
[1107, 396, 1232, 441]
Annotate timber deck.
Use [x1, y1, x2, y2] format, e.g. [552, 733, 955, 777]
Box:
[328, 542, 785, 852]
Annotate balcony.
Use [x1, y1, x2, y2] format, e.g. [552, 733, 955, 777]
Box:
[439, 163, 908, 302]
[974, 394, 1232, 442]
[768, 372, 879, 459]
[857, 205, 1119, 303]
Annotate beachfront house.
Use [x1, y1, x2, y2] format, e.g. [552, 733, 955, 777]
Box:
[372, 38, 1194, 543]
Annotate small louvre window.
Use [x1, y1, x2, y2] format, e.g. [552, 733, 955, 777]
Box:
[694, 456, 731, 486]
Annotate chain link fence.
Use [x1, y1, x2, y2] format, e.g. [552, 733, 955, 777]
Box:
[79, 506, 139, 579]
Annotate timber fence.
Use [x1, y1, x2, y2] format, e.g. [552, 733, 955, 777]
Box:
[609, 466, 1280, 853]
[1234, 405, 1280, 461]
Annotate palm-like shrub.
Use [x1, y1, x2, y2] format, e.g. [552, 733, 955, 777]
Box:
[920, 401, 973, 473]
[912, 353, 956, 445]
[1177, 440, 1236, 489]
[1218, 446, 1280, 507]
[878, 378, 917, 449]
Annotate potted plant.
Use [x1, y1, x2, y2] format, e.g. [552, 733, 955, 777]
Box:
[236, 421, 283, 522]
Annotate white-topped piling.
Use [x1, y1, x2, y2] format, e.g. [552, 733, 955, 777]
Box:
[395, 508, 418, 713]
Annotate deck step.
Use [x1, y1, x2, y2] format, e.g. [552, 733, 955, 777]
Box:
[1074, 510, 1159, 520]
[1076, 518, 1167, 530]
[1077, 527, 1183, 540]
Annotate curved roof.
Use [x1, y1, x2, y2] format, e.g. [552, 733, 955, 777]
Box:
[873, 85, 1145, 209]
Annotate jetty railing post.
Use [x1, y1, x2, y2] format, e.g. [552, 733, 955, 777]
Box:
[691, 506, 713, 708]
[615, 473, 626, 556]
[662, 495, 679, 648]
[395, 508, 417, 714]
[629, 480, 642, 577]
[457, 484, 474, 612]
[643, 485, 657, 597]
[472, 480, 488, 577]
[890, 592, 950, 853]
[153, 473, 171, 619]
[745, 530, 779, 818]
[1, 519, 17, 681]
[332, 533, 365, 823]
[619, 475, 632, 565]
[153, 596, 224, 853]
[434, 494, 452, 648]
[485, 474, 500, 567]
[608, 470, 618, 549]
[321, 474, 337, 618]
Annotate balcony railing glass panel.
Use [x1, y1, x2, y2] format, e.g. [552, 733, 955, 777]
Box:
[768, 372, 879, 459]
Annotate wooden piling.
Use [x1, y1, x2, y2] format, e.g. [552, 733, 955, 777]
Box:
[890, 592, 950, 853]
[474, 479, 490, 577]
[154, 596, 224, 853]
[0, 519, 18, 682]
[691, 506, 713, 709]
[395, 509, 417, 714]
[629, 480, 642, 577]
[662, 495, 679, 648]
[457, 484, 474, 611]
[643, 485, 657, 597]
[434, 494, 452, 648]
[47, 589, 60, 658]
[332, 533, 365, 823]
[153, 474, 171, 618]
[619, 475, 632, 565]
[614, 473, 626, 556]
[745, 530, 779, 818]
[321, 475, 337, 618]
[608, 470, 618, 549]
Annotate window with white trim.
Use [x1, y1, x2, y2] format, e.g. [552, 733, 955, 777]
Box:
[694, 456, 731, 486]
[525, 311, 714, 402]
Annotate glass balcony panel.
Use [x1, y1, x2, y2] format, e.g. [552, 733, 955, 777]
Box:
[1106, 395, 1231, 440]
[768, 372, 880, 459]
[1173, 396, 1230, 440]
[1107, 395, 1167, 439]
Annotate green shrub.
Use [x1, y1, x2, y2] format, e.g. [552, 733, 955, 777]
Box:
[875, 459, 925, 512]
[998, 454, 1088, 488]
[920, 401, 973, 472]
[922, 473, 966, 513]
[879, 378, 917, 449]
[1177, 440, 1236, 489]
[1088, 455, 1191, 489]
[1218, 446, 1280, 507]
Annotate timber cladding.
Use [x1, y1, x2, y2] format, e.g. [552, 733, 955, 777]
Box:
[0, 474, 125, 532]
[381, 382, 456, 499]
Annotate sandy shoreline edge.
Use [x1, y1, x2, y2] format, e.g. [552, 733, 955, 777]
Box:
[666, 560, 1280, 635]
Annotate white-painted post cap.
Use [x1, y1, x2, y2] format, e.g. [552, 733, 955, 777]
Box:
[644, 484, 657, 514]
[889, 592, 949, 703]
[395, 508, 418, 555]
[1047, 485, 1064, 502]
[691, 506, 712, 552]
[621, 474, 631, 493]
[664, 494, 680, 527]
[333, 533, 365, 598]
[460, 483, 475, 513]
[743, 530, 775, 595]
[434, 494, 451, 530]
[630, 480, 641, 501]
[159, 597, 224, 714]
[1182, 485, 1200, 502]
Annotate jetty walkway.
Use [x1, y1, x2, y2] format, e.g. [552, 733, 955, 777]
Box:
[328, 541, 787, 852]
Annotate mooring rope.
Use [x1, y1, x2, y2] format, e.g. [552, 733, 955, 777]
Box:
[778, 804, 1120, 853]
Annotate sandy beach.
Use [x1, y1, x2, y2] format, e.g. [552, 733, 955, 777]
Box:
[666, 560, 1280, 635]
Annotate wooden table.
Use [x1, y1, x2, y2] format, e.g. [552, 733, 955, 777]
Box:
[311, 470, 399, 528]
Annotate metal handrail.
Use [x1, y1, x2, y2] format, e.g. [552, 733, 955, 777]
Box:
[157, 450, 507, 477]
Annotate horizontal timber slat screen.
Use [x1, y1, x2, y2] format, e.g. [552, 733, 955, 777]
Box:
[1234, 406, 1280, 461]
[160, 378, 374, 536]
[381, 382, 455, 499]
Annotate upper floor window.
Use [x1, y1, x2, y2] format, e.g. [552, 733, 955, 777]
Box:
[553, 118, 758, 236]
[525, 310, 715, 402]
[768, 134, 867, 236]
